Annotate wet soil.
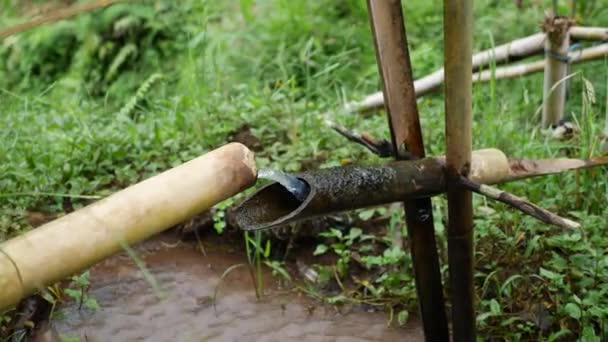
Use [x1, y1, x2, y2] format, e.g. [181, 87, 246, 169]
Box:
[37, 233, 423, 342]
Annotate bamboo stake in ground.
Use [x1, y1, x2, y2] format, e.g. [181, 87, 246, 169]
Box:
[366, 1, 449, 340]
[542, 13, 573, 128]
[0, 143, 257, 311]
[444, 0, 475, 340]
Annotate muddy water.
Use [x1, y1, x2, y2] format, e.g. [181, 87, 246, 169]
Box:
[49, 234, 423, 341]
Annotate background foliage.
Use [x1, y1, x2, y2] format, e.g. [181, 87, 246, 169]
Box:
[1, 0, 607, 340]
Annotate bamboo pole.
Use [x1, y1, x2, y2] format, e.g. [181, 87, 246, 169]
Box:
[344, 33, 546, 113]
[345, 27, 608, 114]
[366, 1, 448, 339]
[473, 44, 608, 82]
[347, 43, 608, 114]
[0, 143, 257, 311]
[570, 26, 608, 41]
[542, 14, 572, 128]
[0, 0, 128, 40]
[444, 0, 475, 340]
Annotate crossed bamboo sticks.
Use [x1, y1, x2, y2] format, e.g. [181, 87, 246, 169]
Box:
[361, 1, 606, 341]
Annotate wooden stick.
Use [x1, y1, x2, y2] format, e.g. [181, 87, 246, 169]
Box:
[0, 143, 257, 311]
[444, 0, 475, 340]
[458, 176, 580, 229]
[366, 1, 449, 340]
[0, 0, 128, 40]
[542, 14, 573, 128]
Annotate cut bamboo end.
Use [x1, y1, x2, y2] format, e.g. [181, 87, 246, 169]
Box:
[0, 143, 257, 311]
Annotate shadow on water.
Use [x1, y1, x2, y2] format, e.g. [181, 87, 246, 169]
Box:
[35, 232, 423, 341]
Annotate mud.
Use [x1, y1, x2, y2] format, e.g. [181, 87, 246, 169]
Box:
[41, 233, 422, 341]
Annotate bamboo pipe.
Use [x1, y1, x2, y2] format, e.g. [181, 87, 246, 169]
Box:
[444, 0, 475, 340]
[542, 14, 572, 128]
[234, 149, 510, 231]
[0, 143, 257, 311]
[366, 1, 448, 339]
[232, 150, 608, 231]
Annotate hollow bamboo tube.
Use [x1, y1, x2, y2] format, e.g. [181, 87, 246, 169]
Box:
[0, 143, 257, 311]
[444, 0, 475, 340]
[542, 15, 572, 128]
[235, 149, 510, 231]
[366, 1, 448, 339]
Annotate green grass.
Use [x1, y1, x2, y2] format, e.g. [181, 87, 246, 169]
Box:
[1, 0, 607, 339]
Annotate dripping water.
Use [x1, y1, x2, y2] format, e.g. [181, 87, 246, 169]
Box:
[257, 168, 309, 201]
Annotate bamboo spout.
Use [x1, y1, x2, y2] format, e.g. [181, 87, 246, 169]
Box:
[0, 143, 257, 311]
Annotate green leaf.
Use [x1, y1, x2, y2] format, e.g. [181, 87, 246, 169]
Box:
[539, 267, 563, 281]
[580, 326, 599, 342]
[64, 288, 81, 301]
[358, 209, 375, 220]
[547, 329, 572, 342]
[348, 227, 362, 241]
[564, 303, 581, 319]
[313, 244, 328, 256]
[84, 297, 100, 311]
[397, 310, 409, 326]
[489, 299, 501, 315]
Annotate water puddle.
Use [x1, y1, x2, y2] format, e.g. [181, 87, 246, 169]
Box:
[41, 233, 422, 341]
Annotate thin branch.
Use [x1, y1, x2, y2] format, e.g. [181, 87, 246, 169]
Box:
[458, 176, 580, 230]
[0, 0, 129, 40]
[325, 120, 394, 157]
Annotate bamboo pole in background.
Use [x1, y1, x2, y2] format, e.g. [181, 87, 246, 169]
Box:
[0, 0, 129, 40]
[366, 1, 449, 339]
[541, 14, 572, 128]
[0, 143, 257, 311]
[444, 0, 475, 340]
[345, 26, 607, 114]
